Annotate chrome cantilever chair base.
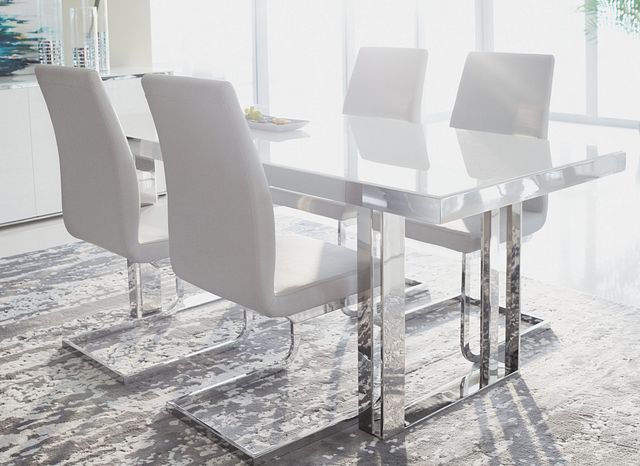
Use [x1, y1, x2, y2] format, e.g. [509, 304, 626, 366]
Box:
[62, 261, 232, 383]
[166, 299, 363, 463]
[62, 301, 251, 383]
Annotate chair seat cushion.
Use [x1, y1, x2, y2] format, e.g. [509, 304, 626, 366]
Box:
[133, 199, 170, 263]
[269, 235, 358, 318]
[270, 188, 357, 221]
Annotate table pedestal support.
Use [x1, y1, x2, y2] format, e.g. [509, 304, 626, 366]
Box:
[357, 203, 526, 439]
[357, 209, 406, 439]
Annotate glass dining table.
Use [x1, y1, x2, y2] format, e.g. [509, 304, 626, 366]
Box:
[127, 114, 626, 453]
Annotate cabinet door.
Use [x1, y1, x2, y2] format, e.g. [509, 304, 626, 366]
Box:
[29, 87, 62, 216]
[0, 89, 37, 225]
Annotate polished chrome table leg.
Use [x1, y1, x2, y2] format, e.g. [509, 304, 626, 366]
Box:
[506, 203, 522, 375]
[357, 208, 376, 434]
[358, 208, 406, 439]
[480, 209, 501, 387]
[379, 211, 406, 438]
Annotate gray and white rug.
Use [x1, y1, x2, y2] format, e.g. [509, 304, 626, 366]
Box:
[1, 214, 639, 465]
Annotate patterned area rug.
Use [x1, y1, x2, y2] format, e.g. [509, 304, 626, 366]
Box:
[1, 214, 639, 465]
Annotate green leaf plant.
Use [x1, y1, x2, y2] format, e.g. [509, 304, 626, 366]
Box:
[583, 0, 640, 36]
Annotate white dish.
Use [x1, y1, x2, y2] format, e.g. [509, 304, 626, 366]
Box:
[247, 116, 309, 132]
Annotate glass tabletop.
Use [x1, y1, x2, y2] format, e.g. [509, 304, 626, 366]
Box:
[126, 114, 626, 224]
[259, 115, 623, 200]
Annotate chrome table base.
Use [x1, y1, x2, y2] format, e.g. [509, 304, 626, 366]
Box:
[357, 204, 529, 440]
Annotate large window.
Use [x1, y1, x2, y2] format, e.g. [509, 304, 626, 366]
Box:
[264, 0, 346, 175]
[151, 0, 254, 106]
[419, 1, 475, 115]
[597, 24, 640, 120]
[151, 0, 640, 128]
[494, 0, 587, 115]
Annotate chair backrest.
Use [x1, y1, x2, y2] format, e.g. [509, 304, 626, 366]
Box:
[142, 75, 276, 311]
[450, 52, 554, 138]
[343, 47, 428, 122]
[35, 65, 140, 258]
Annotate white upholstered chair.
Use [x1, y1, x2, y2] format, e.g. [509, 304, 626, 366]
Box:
[271, 46, 428, 245]
[404, 52, 555, 361]
[142, 74, 360, 444]
[35, 65, 178, 318]
[142, 73, 358, 379]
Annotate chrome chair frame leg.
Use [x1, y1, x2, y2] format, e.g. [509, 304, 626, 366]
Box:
[460, 252, 481, 363]
[63, 260, 227, 383]
[127, 260, 184, 318]
[62, 306, 255, 384]
[166, 320, 304, 461]
[169, 319, 300, 409]
[127, 260, 163, 318]
[335, 218, 354, 318]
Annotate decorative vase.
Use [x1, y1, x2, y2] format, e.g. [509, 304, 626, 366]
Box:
[69, 6, 98, 70]
[96, 0, 110, 74]
[37, 0, 64, 65]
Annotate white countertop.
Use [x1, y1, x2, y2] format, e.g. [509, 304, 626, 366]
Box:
[0, 67, 171, 91]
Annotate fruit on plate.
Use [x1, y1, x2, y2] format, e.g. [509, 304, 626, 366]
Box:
[271, 117, 291, 125]
[244, 106, 263, 122]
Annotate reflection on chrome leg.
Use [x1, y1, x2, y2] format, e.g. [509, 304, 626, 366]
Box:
[357, 208, 376, 435]
[357, 209, 406, 440]
[506, 203, 522, 375]
[480, 209, 500, 388]
[378, 212, 406, 439]
[460, 252, 481, 363]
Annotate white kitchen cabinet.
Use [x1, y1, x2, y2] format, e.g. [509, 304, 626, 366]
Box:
[0, 88, 37, 225]
[28, 86, 62, 217]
